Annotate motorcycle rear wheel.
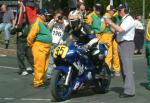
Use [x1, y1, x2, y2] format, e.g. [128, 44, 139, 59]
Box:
[93, 65, 111, 94]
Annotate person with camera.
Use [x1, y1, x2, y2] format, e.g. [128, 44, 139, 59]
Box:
[104, 4, 135, 97]
[47, 10, 69, 79]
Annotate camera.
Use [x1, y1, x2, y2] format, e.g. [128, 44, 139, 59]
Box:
[58, 16, 63, 20]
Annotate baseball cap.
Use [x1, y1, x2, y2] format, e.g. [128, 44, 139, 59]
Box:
[118, 4, 126, 10]
[106, 5, 116, 11]
[94, 3, 102, 11]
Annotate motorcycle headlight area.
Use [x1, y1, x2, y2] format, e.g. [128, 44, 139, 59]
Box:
[53, 45, 69, 59]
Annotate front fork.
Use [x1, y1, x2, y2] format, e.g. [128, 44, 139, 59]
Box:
[64, 66, 72, 86]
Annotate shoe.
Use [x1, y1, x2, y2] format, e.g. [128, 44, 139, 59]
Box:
[21, 71, 29, 76]
[134, 52, 142, 55]
[26, 67, 32, 71]
[137, 52, 142, 55]
[119, 93, 135, 98]
[26, 67, 34, 74]
[5, 44, 9, 49]
[34, 84, 48, 89]
[4, 40, 9, 49]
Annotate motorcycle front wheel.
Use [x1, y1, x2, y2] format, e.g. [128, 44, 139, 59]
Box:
[50, 69, 72, 102]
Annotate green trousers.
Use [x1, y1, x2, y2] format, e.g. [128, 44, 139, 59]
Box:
[145, 41, 150, 86]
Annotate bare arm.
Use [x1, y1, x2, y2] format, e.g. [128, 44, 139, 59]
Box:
[48, 19, 55, 30]
[108, 21, 124, 33]
[104, 18, 124, 33]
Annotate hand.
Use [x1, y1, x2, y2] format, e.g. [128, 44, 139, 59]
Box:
[54, 16, 58, 21]
[75, 15, 80, 19]
[14, 25, 18, 28]
[104, 18, 112, 26]
[18, 32, 23, 37]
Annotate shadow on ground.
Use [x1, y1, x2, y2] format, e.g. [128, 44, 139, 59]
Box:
[140, 82, 150, 90]
[110, 87, 123, 94]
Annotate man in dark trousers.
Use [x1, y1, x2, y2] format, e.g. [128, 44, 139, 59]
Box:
[15, 0, 34, 75]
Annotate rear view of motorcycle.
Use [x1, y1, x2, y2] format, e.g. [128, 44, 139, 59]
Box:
[88, 40, 111, 94]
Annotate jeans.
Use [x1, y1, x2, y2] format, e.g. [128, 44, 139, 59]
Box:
[47, 45, 57, 78]
[0, 23, 12, 40]
[47, 49, 54, 78]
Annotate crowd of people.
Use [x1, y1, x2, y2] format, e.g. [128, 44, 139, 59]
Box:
[0, 0, 150, 98]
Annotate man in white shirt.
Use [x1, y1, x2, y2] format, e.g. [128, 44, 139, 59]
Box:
[105, 4, 135, 97]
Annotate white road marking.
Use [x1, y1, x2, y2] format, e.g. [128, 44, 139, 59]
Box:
[0, 97, 72, 102]
[59, 100, 71, 103]
[0, 48, 15, 51]
[0, 97, 51, 101]
[0, 54, 7, 57]
[0, 98, 15, 100]
[0, 66, 18, 70]
[21, 98, 51, 101]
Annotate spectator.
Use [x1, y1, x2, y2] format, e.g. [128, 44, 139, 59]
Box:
[15, 0, 34, 76]
[105, 4, 135, 97]
[86, 3, 103, 34]
[47, 10, 69, 79]
[48, 10, 69, 44]
[146, 19, 150, 90]
[134, 15, 145, 55]
[25, 0, 37, 25]
[68, 2, 86, 23]
[0, 4, 15, 49]
[27, 10, 52, 88]
[68, 0, 85, 10]
[99, 5, 120, 76]
[68, 2, 86, 39]
[68, 0, 77, 10]
[0, 6, 3, 23]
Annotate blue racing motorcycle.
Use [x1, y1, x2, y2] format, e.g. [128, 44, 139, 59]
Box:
[50, 33, 111, 101]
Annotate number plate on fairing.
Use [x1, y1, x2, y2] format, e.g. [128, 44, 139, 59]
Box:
[53, 45, 69, 59]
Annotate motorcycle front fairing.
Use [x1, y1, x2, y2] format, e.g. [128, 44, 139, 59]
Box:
[55, 66, 69, 75]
